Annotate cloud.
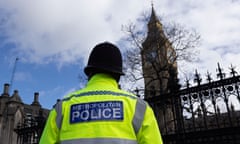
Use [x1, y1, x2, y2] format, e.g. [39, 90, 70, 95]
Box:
[156, 0, 240, 83]
[0, 0, 150, 67]
[0, 0, 240, 80]
[164, 1, 240, 46]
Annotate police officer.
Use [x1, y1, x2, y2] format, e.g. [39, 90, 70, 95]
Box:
[40, 42, 163, 144]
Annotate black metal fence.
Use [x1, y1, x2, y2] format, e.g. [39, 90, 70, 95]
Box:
[143, 64, 240, 144]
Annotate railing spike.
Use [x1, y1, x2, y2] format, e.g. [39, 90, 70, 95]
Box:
[185, 78, 190, 88]
[206, 71, 212, 83]
[229, 64, 237, 77]
[194, 69, 202, 86]
[216, 63, 225, 80]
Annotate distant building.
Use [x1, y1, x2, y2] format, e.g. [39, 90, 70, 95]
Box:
[0, 83, 49, 144]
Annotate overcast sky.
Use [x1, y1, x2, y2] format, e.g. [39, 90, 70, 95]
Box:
[0, 0, 240, 109]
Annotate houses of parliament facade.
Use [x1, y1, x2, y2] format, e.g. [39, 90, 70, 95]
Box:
[0, 83, 49, 144]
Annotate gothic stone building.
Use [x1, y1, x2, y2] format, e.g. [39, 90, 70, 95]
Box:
[0, 83, 49, 144]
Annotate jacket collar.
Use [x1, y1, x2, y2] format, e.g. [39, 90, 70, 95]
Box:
[86, 73, 119, 90]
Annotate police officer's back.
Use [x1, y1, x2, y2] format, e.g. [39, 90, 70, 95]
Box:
[40, 42, 163, 144]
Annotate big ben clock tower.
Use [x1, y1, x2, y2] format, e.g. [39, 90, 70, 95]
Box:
[142, 6, 177, 99]
[141, 6, 178, 134]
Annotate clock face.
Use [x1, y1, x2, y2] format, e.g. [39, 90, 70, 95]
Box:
[146, 50, 157, 62]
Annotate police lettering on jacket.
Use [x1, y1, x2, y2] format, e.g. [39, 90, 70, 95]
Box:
[70, 101, 124, 123]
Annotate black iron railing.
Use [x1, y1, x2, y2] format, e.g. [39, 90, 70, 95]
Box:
[140, 64, 240, 144]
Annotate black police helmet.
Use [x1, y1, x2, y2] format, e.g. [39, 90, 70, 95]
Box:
[84, 42, 124, 77]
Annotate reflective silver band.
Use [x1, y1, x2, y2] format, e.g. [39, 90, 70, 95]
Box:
[132, 98, 147, 135]
[63, 90, 137, 101]
[61, 138, 138, 144]
[55, 100, 63, 129]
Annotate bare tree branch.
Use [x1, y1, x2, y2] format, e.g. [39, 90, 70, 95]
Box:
[121, 11, 201, 91]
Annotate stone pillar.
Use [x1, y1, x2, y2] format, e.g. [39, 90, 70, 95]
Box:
[31, 92, 41, 107]
[1, 83, 10, 97]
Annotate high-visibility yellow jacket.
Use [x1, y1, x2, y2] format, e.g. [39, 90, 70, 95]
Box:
[40, 73, 163, 144]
